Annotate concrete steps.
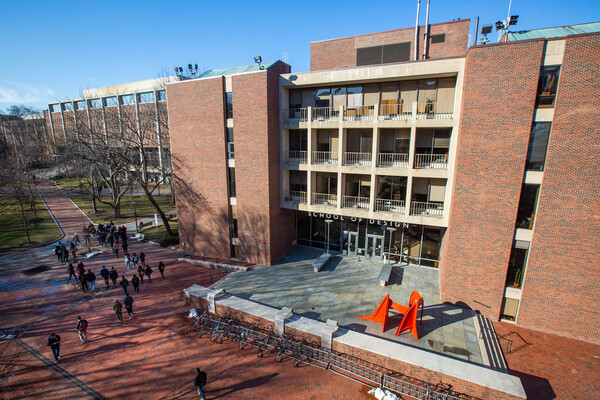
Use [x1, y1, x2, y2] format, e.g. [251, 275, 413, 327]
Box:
[476, 311, 508, 372]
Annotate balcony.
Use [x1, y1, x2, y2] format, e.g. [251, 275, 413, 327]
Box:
[313, 193, 338, 207]
[416, 101, 453, 120]
[410, 201, 444, 218]
[343, 152, 372, 167]
[284, 190, 307, 204]
[313, 151, 338, 165]
[377, 153, 409, 168]
[289, 108, 308, 121]
[378, 102, 412, 121]
[343, 105, 375, 121]
[414, 154, 448, 169]
[312, 107, 339, 122]
[283, 150, 307, 165]
[375, 199, 405, 214]
[342, 195, 370, 209]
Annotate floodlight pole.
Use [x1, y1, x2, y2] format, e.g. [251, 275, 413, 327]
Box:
[325, 219, 333, 254]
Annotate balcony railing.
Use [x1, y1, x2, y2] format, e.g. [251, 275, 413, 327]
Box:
[410, 201, 444, 218]
[284, 190, 307, 204]
[343, 105, 375, 121]
[288, 108, 308, 121]
[312, 107, 339, 121]
[377, 153, 409, 168]
[376, 199, 405, 214]
[343, 152, 372, 166]
[312, 151, 338, 165]
[378, 103, 411, 120]
[284, 150, 307, 164]
[414, 153, 448, 169]
[416, 101, 453, 119]
[343, 195, 370, 209]
[313, 193, 338, 207]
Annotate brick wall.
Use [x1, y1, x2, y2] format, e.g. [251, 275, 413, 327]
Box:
[167, 77, 231, 259]
[233, 71, 295, 265]
[518, 35, 600, 344]
[310, 20, 470, 71]
[441, 40, 545, 320]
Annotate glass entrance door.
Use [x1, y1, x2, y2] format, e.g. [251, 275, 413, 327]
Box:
[366, 234, 384, 260]
[347, 231, 358, 256]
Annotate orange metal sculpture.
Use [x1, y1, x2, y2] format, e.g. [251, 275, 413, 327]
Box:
[357, 291, 424, 340]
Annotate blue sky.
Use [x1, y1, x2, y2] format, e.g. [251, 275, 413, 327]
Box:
[1, 0, 598, 113]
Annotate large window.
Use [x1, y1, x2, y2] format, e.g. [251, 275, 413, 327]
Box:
[90, 99, 102, 108]
[227, 167, 236, 197]
[62, 102, 73, 111]
[505, 241, 529, 289]
[119, 94, 135, 105]
[157, 90, 167, 102]
[356, 42, 411, 66]
[75, 100, 87, 110]
[289, 171, 307, 192]
[315, 172, 337, 195]
[377, 176, 407, 201]
[138, 92, 155, 103]
[515, 185, 540, 229]
[226, 128, 234, 159]
[226, 92, 233, 119]
[104, 96, 118, 107]
[525, 122, 551, 171]
[537, 66, 560, 108]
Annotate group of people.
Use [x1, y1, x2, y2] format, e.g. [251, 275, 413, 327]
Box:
[83, 222, 130, 258]
[54, 241, 78, 264]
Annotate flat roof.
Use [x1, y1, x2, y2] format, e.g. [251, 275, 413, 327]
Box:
[507, 21, 600, 41]
[197, 61, 280, 78]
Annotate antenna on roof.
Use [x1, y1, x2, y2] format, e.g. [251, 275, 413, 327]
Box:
[282, 51, 289, 64]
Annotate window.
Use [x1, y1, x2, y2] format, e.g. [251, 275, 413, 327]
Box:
[227, 167, 236, 197]
[314, 88, 331, 108]
[104, 96, 118, 107]
[356, 42, 411, 66]
[430, 34, 445, 43]
[505, 241, 529, 290]
[120, 94, 135, 105]
[226, 128, 234, 159]
[289, 171, 307, 192]
[537, 66, 560, 108]
[62, 102, 73, 111]
[226, 92, 233, 119]
[138, 92, 155, 103]
[525, 122, 551, 171]
[90, 99, 102, 108]
[157, 90, 167, 101]
[289, 89, 302, 109]
[515, 185, 540, 229]
[50, 104, 60, 113]
[75, 100, 87, 110]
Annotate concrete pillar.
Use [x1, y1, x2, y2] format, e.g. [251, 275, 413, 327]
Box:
[72, 101, 80, 141]
[206, 289, 225, 313]
[321, 319, 339, 351]
[274, 307, 293, 336]
[59, 104, 68, 145]
[86, 101, 94, 148]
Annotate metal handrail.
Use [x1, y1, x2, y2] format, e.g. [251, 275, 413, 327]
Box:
[284, 150, 307, 164]
[312, 107, 339, 121]
[313, 193, 338, 207]
[284, 190, 307, 204]
[342, 195, 370, 209]
[377, 153, 409, 168]
[416, 101, 453, 119]
[375, 199, 405, 214]
[410, 201, 444, 217]
[343, 152, 372, 166]
[288, 108, 308, 121]
[413, 153, 448, 169]
[378, 103, 412, 120]
[313, 151, 338, 164]
[343, 105, 375, 121]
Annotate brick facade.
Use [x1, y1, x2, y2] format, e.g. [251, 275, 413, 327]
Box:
[310, 19, 470, 71]
[167, 77, 231, 259]
[517, 35, 600, 343]
[440, 40, 545, 320]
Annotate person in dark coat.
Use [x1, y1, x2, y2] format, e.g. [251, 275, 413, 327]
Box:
[62, 246, 69, 263]
[109, 267, 119, 286]
[131, 275, 140, 293]
[100, 266, 109, 287]
[66, 263, 75, 283]
[119, 276, 129, 295]
[76, 261, 86, 276]
[78, 273, 87, 293]
[113, 299, 123, 321]
[124, 293, 134, 319]
[137, 265, 145, 284]
[55, 245, 63, 263]
[145, 265, 153, 283]
[122, 239, 128, 255]
[194, 368, 207, 399]
[158, 261, 166, 279]
[47, 333, 62, 362]
[86, 269, 96, 292]
[139, 252, 146, 267]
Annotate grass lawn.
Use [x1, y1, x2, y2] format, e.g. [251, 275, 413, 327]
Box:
[70, 194, 175, 225]
[142, 221, 179, 247]
[54, 177, 92, 190]
[0, 197, 63, 253]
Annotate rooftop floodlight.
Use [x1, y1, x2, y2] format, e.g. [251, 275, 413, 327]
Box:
[174, 67, 178, 74]
[195, 64, 198, 70]
[509, 15, 519, 26]
[254, 55, 264, 70]
[495, 21, 504, 31]
[481, 24, 493, 35]
[188, 64, 193, 71]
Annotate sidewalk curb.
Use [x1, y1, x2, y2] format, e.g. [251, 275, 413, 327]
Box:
[179, 257, 249, 272]
[68, 197, 94, 226]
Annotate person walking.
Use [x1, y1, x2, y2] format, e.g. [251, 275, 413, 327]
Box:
[76, 316, 88, 343]
[86, 269, 96, 292]
[78, 272, 87, 293]
[124, 293, 134, 320]
[109, 267, 119, 286]
[145, 265, 153, 283]
[158, 261, 166, 279]
[137, 265, 145, 284]
[194, 368, 207, 400]
[63, 246, 69, 264]
[70, 242, 78, 261]
[66, 263, 75, 283]
[113, 299, 123, 321]
[47, 333, 62, 362]
[119, 276, 129, 295]
[76, 261, 85, 276]
[100, 266, 109, 288]
[122, 239, 128, 255]
[139, 252, 146, 267]
[73, 232, 81, 246]
[131, 275, 140, 293]
[124, 253, 131, 270]
[132, 253, 139, 269]
[114, 240, 120, 258]
[55, 245, 63, 263]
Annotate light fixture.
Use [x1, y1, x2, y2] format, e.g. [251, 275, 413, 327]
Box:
[495, 21, 505, 31]
[509, 15, 519, 26]
[481, 24, 493, 35]
[254, 56, 264, 70]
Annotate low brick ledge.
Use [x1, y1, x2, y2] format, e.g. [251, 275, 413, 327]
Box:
[178, 257, 250, 272]
[184, 284, 526, 399]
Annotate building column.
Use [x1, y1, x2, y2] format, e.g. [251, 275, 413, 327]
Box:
[154, 92, 165, 182]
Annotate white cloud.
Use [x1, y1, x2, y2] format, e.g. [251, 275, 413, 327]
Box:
[0, 81, 54, 104]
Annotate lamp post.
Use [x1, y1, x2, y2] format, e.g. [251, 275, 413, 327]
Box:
[132, 200, 138, 233]
[324, 219, 333, 254]
[386, 227, 396, 264]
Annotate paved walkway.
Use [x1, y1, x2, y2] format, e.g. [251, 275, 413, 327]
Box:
[0, 192, 368, 399]
[211, 246, 483, 364]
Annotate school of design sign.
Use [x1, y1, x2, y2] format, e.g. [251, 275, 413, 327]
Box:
[306, 212, 409, 228]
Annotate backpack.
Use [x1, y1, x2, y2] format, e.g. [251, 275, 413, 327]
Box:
[78, 320, 88, 330]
